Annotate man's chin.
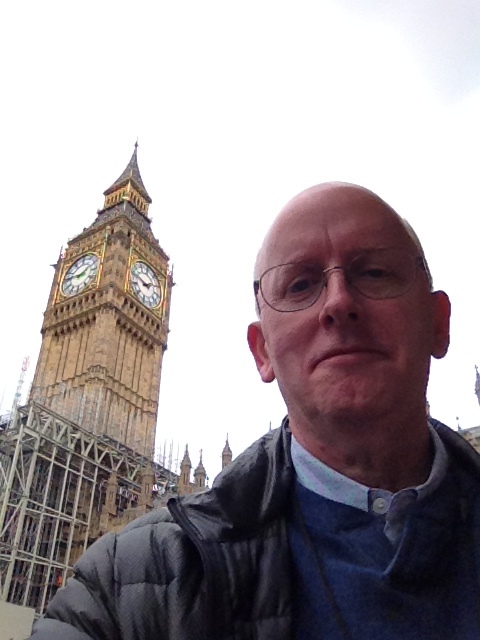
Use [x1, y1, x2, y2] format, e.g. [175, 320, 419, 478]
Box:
[307, 388, 393, 426]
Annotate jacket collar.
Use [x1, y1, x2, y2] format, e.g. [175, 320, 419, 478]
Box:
[169, 417, 480, 542]
[430, 418, 480, 475]
[169, 417, 294, 541]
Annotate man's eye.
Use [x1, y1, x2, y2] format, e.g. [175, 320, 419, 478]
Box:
[287, 276, 319, 294]
[361, 267, 389, 279]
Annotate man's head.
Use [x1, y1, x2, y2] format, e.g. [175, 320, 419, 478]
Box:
[247, 182, 450, 437]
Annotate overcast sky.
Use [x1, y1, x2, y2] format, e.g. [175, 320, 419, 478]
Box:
[1, 1, 479, 480]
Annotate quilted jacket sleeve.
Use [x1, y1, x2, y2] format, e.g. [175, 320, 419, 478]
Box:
[30, 532, 120, 640]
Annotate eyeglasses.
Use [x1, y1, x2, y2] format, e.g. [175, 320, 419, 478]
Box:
[253, 248, 429, 313]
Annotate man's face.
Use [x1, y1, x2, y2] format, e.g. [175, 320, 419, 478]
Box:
[248, 184, 450, 430]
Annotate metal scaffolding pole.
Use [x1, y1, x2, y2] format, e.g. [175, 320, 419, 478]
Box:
[0, 417, 20, 534]
[0, 401, 174, 616]
[1, 416, 40, 601]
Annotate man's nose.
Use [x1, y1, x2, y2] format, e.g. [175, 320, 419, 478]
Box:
[317, 267, 360, 325]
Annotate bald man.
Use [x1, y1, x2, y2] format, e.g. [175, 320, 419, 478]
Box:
[248, 183, 450, 493]
[31, 184, 480, 640]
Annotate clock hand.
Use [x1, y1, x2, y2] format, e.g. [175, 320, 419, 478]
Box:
[74, 268, 87, 279]
[138, 276, 153, 289]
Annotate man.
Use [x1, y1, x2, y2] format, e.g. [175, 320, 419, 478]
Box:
[31, 183, 480, 640]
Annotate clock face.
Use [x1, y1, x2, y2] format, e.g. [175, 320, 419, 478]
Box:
[62, 254, 100, 297]
[130, 261, 162, 309]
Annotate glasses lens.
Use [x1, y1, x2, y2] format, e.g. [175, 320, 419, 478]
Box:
[348, 249, 416, 299]
[261, 263, 324, 311]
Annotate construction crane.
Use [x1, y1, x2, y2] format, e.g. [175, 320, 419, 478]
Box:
[11, 356, 30, 416]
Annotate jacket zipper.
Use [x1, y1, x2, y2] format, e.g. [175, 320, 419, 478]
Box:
[168, 498, 222, 640]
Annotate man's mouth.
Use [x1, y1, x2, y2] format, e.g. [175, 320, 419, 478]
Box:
[313, 347, 386, 368]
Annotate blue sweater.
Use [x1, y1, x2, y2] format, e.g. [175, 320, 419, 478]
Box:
[289, 465, 480, 639]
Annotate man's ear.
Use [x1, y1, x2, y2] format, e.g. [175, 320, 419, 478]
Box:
[247, 321, 276, 383]
[431, 291, 451, 359]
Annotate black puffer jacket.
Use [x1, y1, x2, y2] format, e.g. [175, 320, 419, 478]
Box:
[30, 419, 480, 640]
[31, 424, 295, 640]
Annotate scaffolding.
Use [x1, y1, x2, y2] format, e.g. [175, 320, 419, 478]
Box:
[0, 402, 173, 616]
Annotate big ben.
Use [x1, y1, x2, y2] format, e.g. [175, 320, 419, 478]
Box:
[29, 144, 173, 458]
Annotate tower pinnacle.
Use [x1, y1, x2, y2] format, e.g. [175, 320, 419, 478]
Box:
[103, 143, 152, 217]
[222, 435, 233, 469]
[179, 444, 192, 488]
[194, 450, 207, 489]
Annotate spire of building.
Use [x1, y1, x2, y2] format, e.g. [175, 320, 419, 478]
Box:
[222, 435, 233, 469]
[179, 444, 192, 490]
[194, 449, 207, 489]
[222, 435, 232, 455]
[195, 449, 206, 472]
[104, 141, 151, 201]
[475, 365, 480, 407]
[102, 142, 152, 217]
[180, 444, 192, 468]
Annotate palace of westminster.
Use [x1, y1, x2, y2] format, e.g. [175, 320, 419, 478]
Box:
[0, 146, 232, 622]
[1, 146, 479, 626]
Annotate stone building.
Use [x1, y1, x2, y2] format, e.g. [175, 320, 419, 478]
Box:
[30, 142, 172, 459]
[0, 146, 232, 619]
[177, 446, 207, 495]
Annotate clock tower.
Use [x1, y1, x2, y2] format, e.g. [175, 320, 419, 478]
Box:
[29, 145, 173, 458]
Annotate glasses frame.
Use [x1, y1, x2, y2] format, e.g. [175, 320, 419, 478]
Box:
[253, 253, 430, 313]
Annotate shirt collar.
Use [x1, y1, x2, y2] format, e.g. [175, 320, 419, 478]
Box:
[291, 422, 449, 513]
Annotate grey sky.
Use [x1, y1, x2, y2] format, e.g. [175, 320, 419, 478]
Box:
[335, 0, 480, 99]
[0, 1, 479, 480]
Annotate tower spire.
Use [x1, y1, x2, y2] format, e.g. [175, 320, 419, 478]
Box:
[222, 435, 233, 469]
[179, 444, 192, 491]
[194, 449, 207, 489]
[103, 143, 152, 217]
[180, 444, 192, 467]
